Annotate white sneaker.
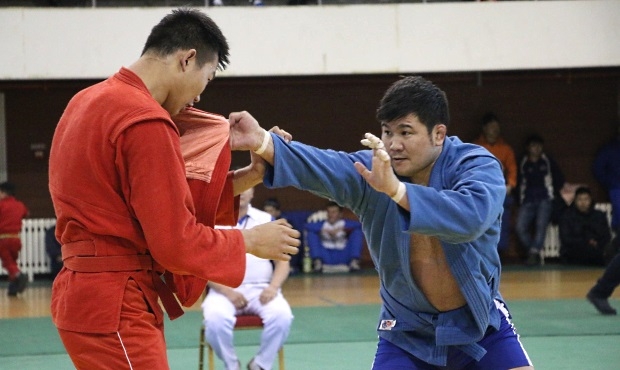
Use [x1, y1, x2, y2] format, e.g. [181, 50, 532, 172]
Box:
[213, 0, 224, 5]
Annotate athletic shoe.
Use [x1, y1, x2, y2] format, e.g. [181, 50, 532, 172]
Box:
[16, 273, 28, 293]
[587, 291, 617, 315]
[7, 280, 18, 297]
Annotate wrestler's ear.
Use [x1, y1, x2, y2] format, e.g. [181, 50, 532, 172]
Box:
[432, 124, 447, 147]
[180, 49, 197, 71]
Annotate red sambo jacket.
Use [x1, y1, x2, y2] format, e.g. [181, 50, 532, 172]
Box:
[49, 68, 245, 333]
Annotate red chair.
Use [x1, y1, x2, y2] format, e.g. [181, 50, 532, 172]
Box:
[199, 314, 285, 370]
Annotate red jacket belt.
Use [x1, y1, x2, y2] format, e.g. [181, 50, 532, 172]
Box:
[61, 240, 185, 320]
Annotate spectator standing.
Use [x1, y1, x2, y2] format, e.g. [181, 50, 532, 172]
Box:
[473, 112, 517, 252]
[304, 201, 364, 273]
[593, 121, 620, 233]
[0, 182, 29, 296]
[203, 186, 293, 370]
[559, 187, 612, 266]
[516, 134, 565, 266]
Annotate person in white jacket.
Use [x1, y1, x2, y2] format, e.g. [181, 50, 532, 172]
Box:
[202, 186, 294, 370]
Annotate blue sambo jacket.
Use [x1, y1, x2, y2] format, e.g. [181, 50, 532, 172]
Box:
[264, 134, 506, 366]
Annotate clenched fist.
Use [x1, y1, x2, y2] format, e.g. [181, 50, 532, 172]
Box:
[241, 218, 300, 261]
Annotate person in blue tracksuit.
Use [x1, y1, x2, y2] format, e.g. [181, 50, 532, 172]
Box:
[304, 201, 364, 272]
[231, 76, 534, 370]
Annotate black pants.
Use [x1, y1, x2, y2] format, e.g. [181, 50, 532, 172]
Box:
[590, 252, 620, 298]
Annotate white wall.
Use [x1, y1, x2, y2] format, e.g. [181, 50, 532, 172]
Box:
[0, 0, 619, 80]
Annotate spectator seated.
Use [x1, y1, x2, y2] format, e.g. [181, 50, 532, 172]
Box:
[304, 202, 363, 273]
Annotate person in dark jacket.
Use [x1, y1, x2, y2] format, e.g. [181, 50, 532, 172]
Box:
[515, 134, 565, 266]
[559, 187, 612, 266]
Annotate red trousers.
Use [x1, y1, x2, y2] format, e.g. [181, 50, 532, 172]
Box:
[58, 279, 169, 370]
[0, 238, 22, 279]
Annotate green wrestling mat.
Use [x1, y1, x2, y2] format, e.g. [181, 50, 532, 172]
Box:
[1, 300, 618, 369]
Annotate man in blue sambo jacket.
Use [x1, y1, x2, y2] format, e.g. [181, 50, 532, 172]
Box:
[231, 76, 534, 370]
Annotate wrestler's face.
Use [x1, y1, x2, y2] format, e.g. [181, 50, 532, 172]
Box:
[381, 113, 445, 183]
[170, 52, 218, 115]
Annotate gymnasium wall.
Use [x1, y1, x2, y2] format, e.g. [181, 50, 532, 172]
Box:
[0, 1, 619, 79]
[3, 69, 619, 219]
[0, 0, 619, 220]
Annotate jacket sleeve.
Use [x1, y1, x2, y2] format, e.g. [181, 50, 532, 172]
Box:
[118, 122, 246, 289]
[170, 173, 239, 307]
[263, 135, 371, 213]
[167, 109, 240, 307]
[404, 154, 506, 244]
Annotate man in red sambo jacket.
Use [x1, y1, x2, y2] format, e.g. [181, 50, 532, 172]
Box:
[0, 182, 29, 296]
[48, 8, 299, 370]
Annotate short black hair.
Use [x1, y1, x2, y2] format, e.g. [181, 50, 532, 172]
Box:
[574, 186, 592, 198]
[263, 197, 281, 211]
[326, 201, 343, 211]
[376, 76, 450, 134]
[141, 8, 230, 70]
[482, 112, 499, 126]
[525, 134, 544, 146]
[0, 182, 16, 196]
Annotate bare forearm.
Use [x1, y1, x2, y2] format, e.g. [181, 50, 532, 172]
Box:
[269, 260, 290, 289]
[232, 165, 263, 195]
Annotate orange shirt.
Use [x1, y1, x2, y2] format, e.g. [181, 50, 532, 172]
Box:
[474, 135, 517, 189]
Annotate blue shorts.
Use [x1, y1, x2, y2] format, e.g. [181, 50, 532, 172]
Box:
[372, 301, 533, 370]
